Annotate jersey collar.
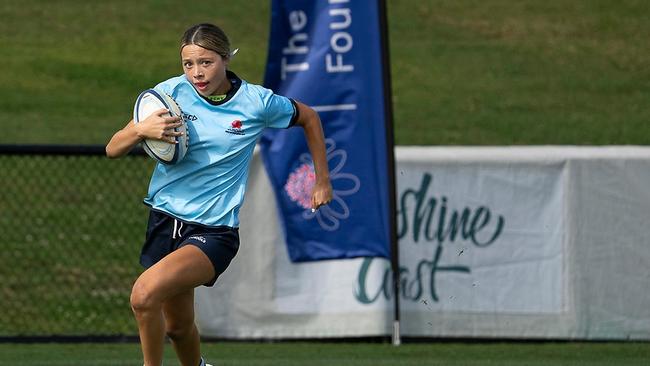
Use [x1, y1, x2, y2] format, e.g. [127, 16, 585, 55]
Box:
[198, 70, 242, 106]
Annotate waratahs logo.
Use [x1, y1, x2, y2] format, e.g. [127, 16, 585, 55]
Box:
[226, 120, 245, 135]
[284, 139, 360, 231]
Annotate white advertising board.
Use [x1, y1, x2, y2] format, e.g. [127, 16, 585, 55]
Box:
[196, 147, 650, 340]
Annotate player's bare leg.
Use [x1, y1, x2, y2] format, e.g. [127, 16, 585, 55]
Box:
[163, 288, 203, 366]
[130, 245, 215, 366]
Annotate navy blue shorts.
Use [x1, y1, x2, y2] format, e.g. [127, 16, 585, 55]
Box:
[140, 209, 240, 286]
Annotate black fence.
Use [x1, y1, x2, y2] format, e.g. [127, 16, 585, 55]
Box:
[0, 145, 154, 337]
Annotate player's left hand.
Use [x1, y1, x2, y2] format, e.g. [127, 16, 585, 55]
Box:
[311, 180, 333, 211]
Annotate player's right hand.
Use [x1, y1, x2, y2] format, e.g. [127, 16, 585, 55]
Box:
[135, 108, 183, 144]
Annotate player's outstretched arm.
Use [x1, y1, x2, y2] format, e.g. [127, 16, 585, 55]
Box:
[294, 101, 333, 210]
[106, 109, 182, 158]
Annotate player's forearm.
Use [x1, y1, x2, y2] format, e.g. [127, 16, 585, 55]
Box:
[106, 121, 142, 159]
[298, 106, 330, 183]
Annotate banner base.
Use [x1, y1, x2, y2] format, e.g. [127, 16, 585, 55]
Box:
[392, 320, 401, 346]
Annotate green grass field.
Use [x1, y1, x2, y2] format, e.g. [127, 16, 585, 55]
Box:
[1, 342, 649, 366]
[1, 0, 649, 145]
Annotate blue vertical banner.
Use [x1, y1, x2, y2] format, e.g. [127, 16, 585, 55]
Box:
[260, 0, 391, 262]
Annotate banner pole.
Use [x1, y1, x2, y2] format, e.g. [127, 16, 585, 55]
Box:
[377, 0, 400, 346]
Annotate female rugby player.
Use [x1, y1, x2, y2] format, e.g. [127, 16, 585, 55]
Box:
[106, 23, 332, 366]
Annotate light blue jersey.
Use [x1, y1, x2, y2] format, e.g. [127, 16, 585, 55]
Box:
[143, 71, 297, 227]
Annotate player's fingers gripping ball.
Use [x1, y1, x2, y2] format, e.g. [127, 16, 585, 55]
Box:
[133, 89, 189, 164]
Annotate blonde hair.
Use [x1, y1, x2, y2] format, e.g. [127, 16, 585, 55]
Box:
[180, 23, 231, 59]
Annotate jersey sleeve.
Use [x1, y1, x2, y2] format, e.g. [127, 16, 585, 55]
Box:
[154, 81, 172, 96]
[153, 75, 185, 97]
[261, 88, 298, 129]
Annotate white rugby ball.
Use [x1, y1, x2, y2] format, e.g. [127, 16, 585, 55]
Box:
[133, 89, 188, 164]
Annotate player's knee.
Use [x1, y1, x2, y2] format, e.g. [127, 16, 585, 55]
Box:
[165, 320, 194, 341]
[130, 281, 158, 314]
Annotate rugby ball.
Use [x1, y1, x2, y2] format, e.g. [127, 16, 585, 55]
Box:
[133, 89, 188, 164]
